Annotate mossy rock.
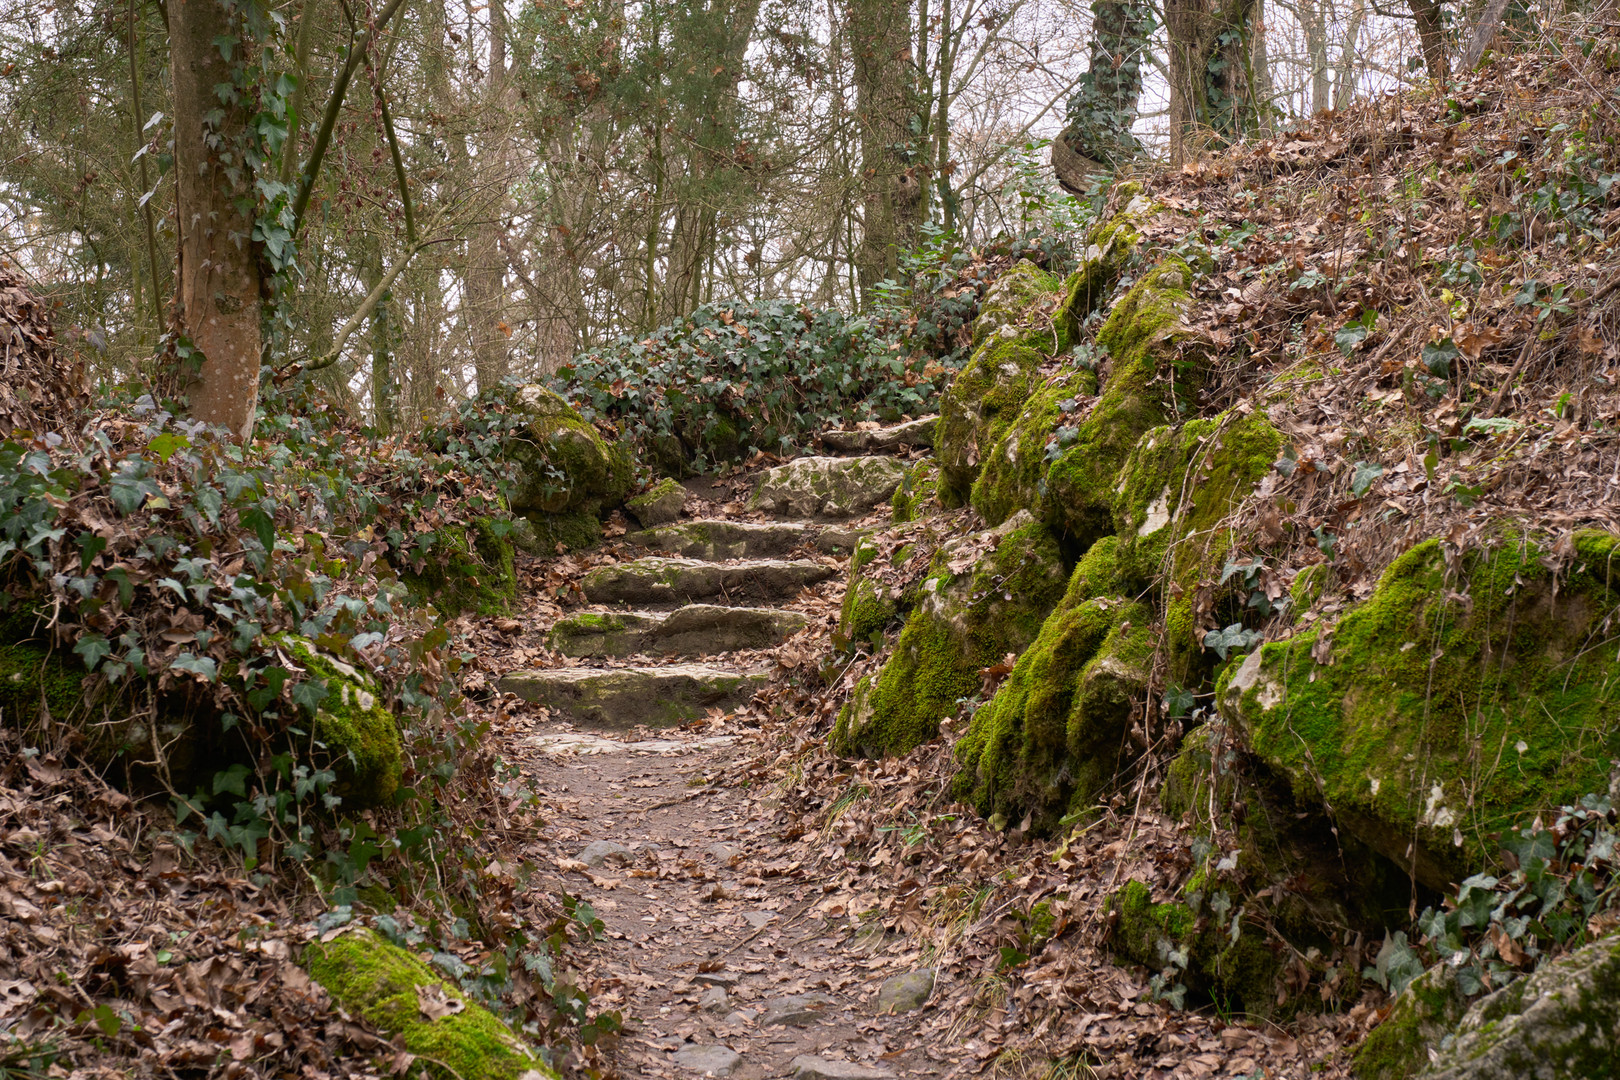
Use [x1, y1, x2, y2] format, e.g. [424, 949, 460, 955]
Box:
[891, 461, 939, 524]
[1110, 877, 1284, 1019]
[1354, 962, 1470, 1080]
[952, 537, 1151, 831]
[936, 261, 1063, 505]
[1221, 530, 1620, 892]
[831, 513, 1068, 758]
[303, 929, 556, 1080]
[839, 535, 900, 647]
[520, 509, 602, 554]
[277, 636, 403, 809]
[399, 517, 517, 616]
[969, 373, 1099, 529]
[1042, 258, 1202, 552]
[625, 477, 686, 528]
[1053, 183, 1156, 341]
[500, 384, 633, 516]
[1414, 931, 1620, 1079]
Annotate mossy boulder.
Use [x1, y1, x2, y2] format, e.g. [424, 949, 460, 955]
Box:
[303, 929, 556, 1080]
[1220, 531, 1620, 892]
[625, 477, 686, 528]
[831, 513, 1068, 758]
[1110, 877, 1284, 1019]
[278, 636, 403, 809]
[399, 517, 517, 615]
[952, 537, 1151, 831]
[891, 461, 939, 524]
[1414, 932, 1620, 1079]
[750, 455, 908, 519]
[936, 261, 1063, 504]
[1053, 183, 1156, 341]
[839, 535, 901, 647]
[969, 373, 1099, 529]
[1354, 963, 1471, 1080]
[1042, 258, 1202, 552]
[501, 384, 633, 517]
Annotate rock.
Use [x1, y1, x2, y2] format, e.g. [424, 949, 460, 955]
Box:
[723, 1009, 756, 1025]
[791, 1057, 894, 1080]
[814, 527, 865, 555]
[275, 635, 403, 808]
[581, 558, 835, 606]
[832, 512, 1068, 759]
[1354, 963, 1471, 1080]
[627, 520, 810, 560]
[936, 261, 1065, 504]
[890, 461, 938, 524]
[671, 1044, 741, 1076]
[742, 911, 776, 929]
[951, 537, 1153, 831]
[749, 456, 908, 519]
[1220, 531, 1620, 892]
[1416, 933, 1620, 1079]
[694, 971, 738, 987]
[303, 929, 557, 1080]
[699, 985, 730, 1013]
[495, 384, 632, 517]
[874, 968, 935, 1014]
[760, 992, 838, 1026]
[496, 665, 769, 729]
[550, 606, 808, 659]
[576, 840, 633, 868]
[626, 478, 686, 527]
[820, 416, 938, 454]
[704, 842, 738, 861]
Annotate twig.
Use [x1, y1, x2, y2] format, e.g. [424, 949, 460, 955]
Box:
[1485, 334, 1537, 416]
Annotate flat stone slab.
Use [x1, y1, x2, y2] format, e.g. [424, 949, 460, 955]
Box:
[791, 1057, 894, 1080]
[581, 558, 835, 606]
[550, 605, 808, 658]
[577, 840, 633, 867]
[627, 520, 810, 560]
[672, 1044, 741, 1076]
[760, 992, 838, 1026]
[820, 416, 937, 454]
[750, 456, 908, 519]
[874, 968, 934, 1014]
[525, 732, 738, 755]
[496, 664, 769, 729]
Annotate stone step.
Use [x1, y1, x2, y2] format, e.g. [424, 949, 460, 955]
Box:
[582, 557, 835, 606]
[627, 520, 812, 560]
[496, 664, 769, 729]
[820, 416, 937, 454]
[750, 456, 909, 519]
[550, 604, 808, 658]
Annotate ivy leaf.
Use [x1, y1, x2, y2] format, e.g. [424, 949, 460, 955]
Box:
[1202, 623, 1263, 660]
[74, 634, 112, 671]
[171, 653, 218, 682]
[1350, 461, 1385, 497]
[1163, 684, 1196, 719]
[241, 507, 276, 552]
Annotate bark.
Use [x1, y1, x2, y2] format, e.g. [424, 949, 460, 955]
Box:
[1166, 0, 1259, 163]
[1408, 0, 1448, 83]
[1462, 0, 1513, 68]
[170, 0, 263, 439]
[1332, 0, 1367, 109]
[1060, 0, 1151, 172]
[1300, 0, 1329, 113]
[466, 0, 510, 394]
[849, 0, 922, 296]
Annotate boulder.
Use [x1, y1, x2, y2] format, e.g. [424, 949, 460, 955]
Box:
[832, 513, 1068, 758]
[581, 558, 835, 606]
[499, 384, 633, 516]
[1416, 934, 1620, 1079]
[398, 516, 517, 615]
[626, 478, 686, 528]
[889, 460, 939, 525]
[760, 992, 838, 1026]
[1354, 963, 1472, 1080]
[672, 1045, 741, 1076]
[549, 605, 808, 658]
[791, 1057, 893, 1080]
[952, 536, 1151, 830]
[820, 416, 938, 454]
[303, 929, 556, 1080]
[750, 456, 908, 519]
[874, 968, 935, 1014]
[838, 535, 902, 647]
[276, 636, 402, 809]
[1220, 531, 1620, 893]
[936, 261, 1064, 505]
[495, 664, 769, 728]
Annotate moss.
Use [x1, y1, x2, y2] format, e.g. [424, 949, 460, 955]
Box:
[1110, 878, 1285, 1019]
[279, 637, 402, 809]
[1053, 184, 1154, 340]
[1353, 964, 1467, 1080]
[522, 509, 601, 553]
[839, 536, 899, 646]
[504, 385, 633, 515]
[0, 639, 88, 729]
[968, 374, 1098, 529]
[401, 518, 517, 615]
[626, 477, 683, 515]
[937, 261, 1064, 504]
[832, 517, 1068, 758]
[891, 462, 939, 524]
[1221, 531, 1620, 891]
[1042, 258, 1201, 551]
[1289, 563, 1330, 612]
[304, 929, 555, 1080]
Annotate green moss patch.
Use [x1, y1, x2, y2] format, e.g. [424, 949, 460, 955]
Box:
[304, 929, 555, 1080]
[400, 517, 518, 615]
[1221, 531, 1620, 891]
[503, 384, 633, 516]
[279, 637, 402, 809]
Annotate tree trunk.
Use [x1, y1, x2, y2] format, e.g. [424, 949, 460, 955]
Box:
[466, 0, 510, 394]
[1408, 0, 1448, 83]
[1059, 0, 1152, 176]
[1166, 0, 1259, 163]
[1300, 0, 1329, 113]
[1332, 0, 1367, 109]
[170, 0, 263, 439]
[849, 0, 921, 296]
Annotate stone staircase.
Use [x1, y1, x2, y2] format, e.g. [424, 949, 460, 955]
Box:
[496, 419, 934, 730]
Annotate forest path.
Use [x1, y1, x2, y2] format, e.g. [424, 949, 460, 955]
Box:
[490, 425, 946, 1080]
